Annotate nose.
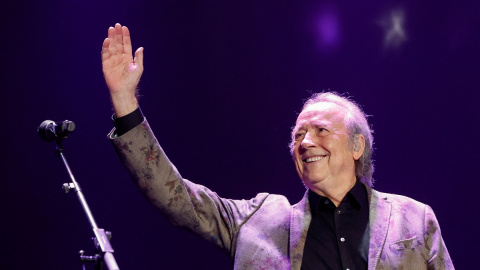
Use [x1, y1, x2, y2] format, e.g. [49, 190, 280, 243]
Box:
[300, 131, 315, 149]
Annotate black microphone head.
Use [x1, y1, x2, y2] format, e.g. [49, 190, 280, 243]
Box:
[57, 120, 76, 138]
[38, 120, 57, 141]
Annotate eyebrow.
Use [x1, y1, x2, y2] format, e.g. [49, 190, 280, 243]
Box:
[291, 126, 302, 138]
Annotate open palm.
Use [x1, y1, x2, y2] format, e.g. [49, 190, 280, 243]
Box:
[102, 23, 144, 116]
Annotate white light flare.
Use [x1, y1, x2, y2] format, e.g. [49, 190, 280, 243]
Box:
[379, 8, 407, 49]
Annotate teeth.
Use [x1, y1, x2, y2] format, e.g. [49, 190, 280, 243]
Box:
[304, 156, 324, 163]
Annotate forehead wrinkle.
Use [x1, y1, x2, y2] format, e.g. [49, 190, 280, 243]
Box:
[292, 102, 349, 139]
[303, 102, 347, 118]
[298, 106, 345, 127]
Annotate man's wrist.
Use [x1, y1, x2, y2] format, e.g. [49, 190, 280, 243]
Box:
[110, 92, 138, 117]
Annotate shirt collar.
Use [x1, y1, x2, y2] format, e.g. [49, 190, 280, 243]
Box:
[308, 179, 368, 215]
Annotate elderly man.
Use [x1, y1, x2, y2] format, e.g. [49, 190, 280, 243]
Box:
[102, 23, 454, 269]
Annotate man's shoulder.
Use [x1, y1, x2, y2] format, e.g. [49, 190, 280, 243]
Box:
[371, 188, 428, 211]
[223, 192, 292, 214]
[261, 193, 294, 207]
[247, 192, 302, 214]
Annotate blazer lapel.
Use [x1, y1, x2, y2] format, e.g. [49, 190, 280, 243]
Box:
[367, 188, 392, 269]
[289, 191, 312, 270]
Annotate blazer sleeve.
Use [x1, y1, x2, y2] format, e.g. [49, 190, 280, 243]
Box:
[424, 205, 454, 269]
[108, 119, 269, 256]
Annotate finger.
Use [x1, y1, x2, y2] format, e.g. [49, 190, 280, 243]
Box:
[107, 26, 116, 54]
[101, 38, 111, 62]
[122, 26, 133, 56]
[134, 47, 144, 68]
[114, 23, 123, 55]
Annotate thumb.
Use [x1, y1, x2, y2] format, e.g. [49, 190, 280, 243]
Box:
[134, 47, 144, 68]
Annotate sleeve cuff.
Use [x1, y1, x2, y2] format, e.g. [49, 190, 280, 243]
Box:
[112, 107, 144, 136]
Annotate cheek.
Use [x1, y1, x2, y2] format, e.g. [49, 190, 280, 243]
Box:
[293, 155, 302, 170]
[292, 144, 302, 160]
[327, 140, 354, 164]
[332, 149, 355, 169]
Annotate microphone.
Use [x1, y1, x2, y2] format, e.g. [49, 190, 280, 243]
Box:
[38, 120, 76, 141]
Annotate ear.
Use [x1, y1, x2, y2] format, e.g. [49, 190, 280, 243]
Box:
[353, 134, 365, 160]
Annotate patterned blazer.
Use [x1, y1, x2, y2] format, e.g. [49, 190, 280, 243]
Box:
[110, 120, 454, 269]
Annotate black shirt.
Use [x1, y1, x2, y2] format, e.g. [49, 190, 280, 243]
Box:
[301, 180, 370, 270]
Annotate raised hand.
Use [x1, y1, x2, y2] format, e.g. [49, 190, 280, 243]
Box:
[102, 23, 144, 117]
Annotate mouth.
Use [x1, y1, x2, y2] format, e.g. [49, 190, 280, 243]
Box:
[303, 156, 326, 163]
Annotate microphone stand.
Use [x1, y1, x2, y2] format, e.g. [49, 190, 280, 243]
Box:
[55, 138, 120, 270]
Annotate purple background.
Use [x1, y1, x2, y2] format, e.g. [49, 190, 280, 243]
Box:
[2, 1, 478, 269]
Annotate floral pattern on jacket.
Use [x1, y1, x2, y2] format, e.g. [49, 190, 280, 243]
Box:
[109, 120, 454, 270]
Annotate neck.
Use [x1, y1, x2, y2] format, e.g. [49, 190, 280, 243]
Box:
[310, 177, 356, 207]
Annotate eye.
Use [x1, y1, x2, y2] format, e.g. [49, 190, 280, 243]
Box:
[316, 127, 330, 136]
[295, 132, 304, 140]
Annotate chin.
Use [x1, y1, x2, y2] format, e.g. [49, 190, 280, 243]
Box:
[302, 176, 326, 189]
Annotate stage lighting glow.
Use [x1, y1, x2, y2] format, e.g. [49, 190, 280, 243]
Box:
[314, 6, 341, 52]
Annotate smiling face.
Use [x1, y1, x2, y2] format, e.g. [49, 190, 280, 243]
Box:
[292, 102, 362, 195]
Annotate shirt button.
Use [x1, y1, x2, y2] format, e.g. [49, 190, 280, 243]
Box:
[346, 268, 350, 270]
[340, 237, 345, 242]
[337, 210, 341, 214]
[324, 200, 329, 204]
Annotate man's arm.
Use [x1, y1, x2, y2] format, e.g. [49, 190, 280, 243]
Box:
[102, 24, 270, 255]
[102, 23, 143, 117]
[108, 120, 270, 254]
